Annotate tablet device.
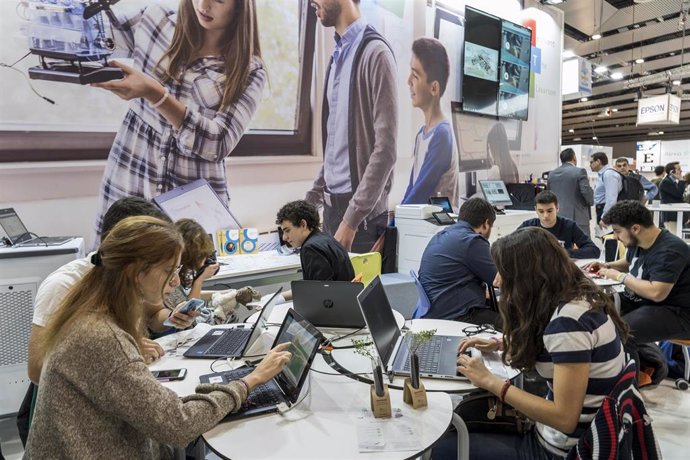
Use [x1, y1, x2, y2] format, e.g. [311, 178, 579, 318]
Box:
[432, 211, 455, 225]
[428, 196, 454, 214]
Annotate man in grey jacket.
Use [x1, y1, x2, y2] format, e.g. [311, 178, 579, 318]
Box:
[547, 148, 594, 236]
[306, 0, 398, 252]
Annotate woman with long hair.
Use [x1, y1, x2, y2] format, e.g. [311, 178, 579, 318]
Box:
[486, 122, 520, 184]
[26, 217, 290, 458]
[457, 227, 629, 459]
[91, 0, 265, 241]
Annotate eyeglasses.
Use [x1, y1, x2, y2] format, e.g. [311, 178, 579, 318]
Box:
[462, 323, 497, 337]
[166, 264, 183, 285]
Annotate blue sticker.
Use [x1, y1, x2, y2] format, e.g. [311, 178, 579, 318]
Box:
[531, 47, 542, 74]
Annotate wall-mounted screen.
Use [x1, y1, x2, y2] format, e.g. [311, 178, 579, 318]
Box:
[498, 20, 532, 120]
[434, 8, 464, 103]
[462, 6, 501, 117]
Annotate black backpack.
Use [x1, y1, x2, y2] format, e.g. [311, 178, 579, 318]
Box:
[616, 171, 645, 202]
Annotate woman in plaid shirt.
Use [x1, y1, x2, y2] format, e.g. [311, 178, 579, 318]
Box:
[92, 0, 265, 243]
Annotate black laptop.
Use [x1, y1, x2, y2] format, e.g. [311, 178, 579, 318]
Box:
[0, 208, 74, 246]
[291, 280, 365, 328]
[199, 308, 323, 420]
[357, 276, 465, 380]
[184, 288, 282, 359]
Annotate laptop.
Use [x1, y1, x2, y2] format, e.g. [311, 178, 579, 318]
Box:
[291, 280, 365, 328]
[357, 276, 465, 380]
[184, 288, 283, 359]
[0, 208, 74, 247]
[199, 308, 323, 421]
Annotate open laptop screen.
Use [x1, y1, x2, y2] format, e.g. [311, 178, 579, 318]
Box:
[272, 309, 322, 403]
[0, 208, 32, 244]
[356, 276, 401, 366]
[153, 179, 241, 234]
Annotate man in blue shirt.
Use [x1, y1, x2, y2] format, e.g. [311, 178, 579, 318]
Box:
[590, 152, 622, 227]
[614, 158, 658, 204]
[418, 198, 498, 325]
[518, 190, 600, 259]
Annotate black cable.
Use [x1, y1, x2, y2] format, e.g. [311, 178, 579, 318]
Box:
[309, 368, 371, 376]
[0, 53, 55, 105]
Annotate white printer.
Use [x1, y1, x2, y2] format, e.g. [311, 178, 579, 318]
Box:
[394, 204, 443, 220]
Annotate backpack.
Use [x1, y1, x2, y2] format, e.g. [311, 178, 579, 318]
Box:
[616, 171, 645, 202]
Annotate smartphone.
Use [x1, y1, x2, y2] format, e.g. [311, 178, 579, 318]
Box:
[163, 298, 205, 327]
[151, 368, 187, 382]
[432, 211, 455, 225]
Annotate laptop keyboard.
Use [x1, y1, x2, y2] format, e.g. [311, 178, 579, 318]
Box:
[206, 329, 251, 356]
[401, 336, 445, 373]
[224, 367, 281, 411]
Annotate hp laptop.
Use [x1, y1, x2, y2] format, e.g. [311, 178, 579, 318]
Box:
[199, 308, 323, 420]
[184, 288, 283, 359]
[357, 276, 465, 380]
[291, 280, 365, 328]
[0, 208, 74, 247]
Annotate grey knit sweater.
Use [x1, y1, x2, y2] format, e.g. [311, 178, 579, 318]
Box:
[25, 313, 246, 459]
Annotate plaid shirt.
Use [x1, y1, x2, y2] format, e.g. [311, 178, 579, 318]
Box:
[94, 5, 265, 241]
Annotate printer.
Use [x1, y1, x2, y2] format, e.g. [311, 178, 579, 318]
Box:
[394, 204, 443, 220]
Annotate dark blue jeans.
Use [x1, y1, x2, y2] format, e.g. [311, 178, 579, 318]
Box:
[433, 428, 563, 460]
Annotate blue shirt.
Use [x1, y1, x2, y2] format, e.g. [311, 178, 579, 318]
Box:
[324, 18, 366, 193]
[594, 165, 621, 214]
[637, 174, 658, 202]
[418, 220, 497, 320]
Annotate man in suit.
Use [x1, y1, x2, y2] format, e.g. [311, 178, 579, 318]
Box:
[547, 148, 594, 236]
[659, 161, 686, 234]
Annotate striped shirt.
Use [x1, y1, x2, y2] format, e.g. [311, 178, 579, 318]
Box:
[534, 300, 625, 457]
[93, 4, 266, 242]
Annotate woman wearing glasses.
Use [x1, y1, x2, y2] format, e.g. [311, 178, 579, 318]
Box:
[456, 227, 629, 459]
[26, 216, 291, 458]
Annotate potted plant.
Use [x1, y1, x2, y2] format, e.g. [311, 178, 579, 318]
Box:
[353, 338, 391, 418]
[403, 329, 436, 408]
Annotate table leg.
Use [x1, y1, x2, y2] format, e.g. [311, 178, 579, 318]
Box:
[677, 211, 684, 239]
[452, 413, 470, 460]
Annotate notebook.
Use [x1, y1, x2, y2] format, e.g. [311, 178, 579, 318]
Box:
[357, 276, 465, 380]
[199, 308, 323, 421]
[183, 288, 283, 359]
[291, 280, 365, 328]
[0, 208, 74, 247]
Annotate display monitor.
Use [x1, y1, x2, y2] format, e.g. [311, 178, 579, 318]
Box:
[479, 180, 513, 207]
[434, 8, 465, 103]
[498, 20, 532, 120]
[461, 7, 501, 117]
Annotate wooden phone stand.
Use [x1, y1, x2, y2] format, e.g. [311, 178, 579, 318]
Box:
[403, 378, 428, 409]
[370, 384, 392, 418]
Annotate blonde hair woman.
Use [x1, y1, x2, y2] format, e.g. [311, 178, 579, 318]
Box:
[26, 217, 290, 458]
[92, 0, 265, 242]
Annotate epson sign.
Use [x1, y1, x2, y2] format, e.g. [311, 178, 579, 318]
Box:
[637, 94, 681, 125]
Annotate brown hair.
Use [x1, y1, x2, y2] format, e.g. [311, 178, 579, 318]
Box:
[160, 0, 262, 109]
[175, 218, 214, 270]
[491, 227, 628, 370]
[37, 217, 183, 361]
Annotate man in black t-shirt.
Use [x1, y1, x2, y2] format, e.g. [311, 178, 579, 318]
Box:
[518, 190, 600, 259]
[583, 201, 690, 350]
[276, 200, 355, 301]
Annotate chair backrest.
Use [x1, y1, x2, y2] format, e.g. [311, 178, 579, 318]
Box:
[486, 283, 499, 313]
[567, 360, 662, 460]
[602, 233, 626, 261]
[350, 252, 381, 286]
[410, 270, 431, 319]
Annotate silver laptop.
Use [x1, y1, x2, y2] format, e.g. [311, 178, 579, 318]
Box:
[0, 208, 74, 247]
[291, 280, 365, 328]
[357, 276, 465, 380]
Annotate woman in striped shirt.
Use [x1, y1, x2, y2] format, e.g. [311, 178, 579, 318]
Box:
[458, 227, 629, 459]
[92, 0, 265, 242]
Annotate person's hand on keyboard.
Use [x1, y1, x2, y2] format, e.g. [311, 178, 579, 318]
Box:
[458, 337, 500, 354]
[240, 343, 292, 392]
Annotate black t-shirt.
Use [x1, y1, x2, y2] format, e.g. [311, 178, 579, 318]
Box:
[300, 230, 355, 282]
[623, 229, 690, 308]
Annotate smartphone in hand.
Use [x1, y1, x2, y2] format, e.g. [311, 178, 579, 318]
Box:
[163, 298, 205, 328]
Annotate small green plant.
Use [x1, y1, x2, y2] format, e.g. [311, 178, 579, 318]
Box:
[352, 338, 377, 360]
[408, 329, 437, 354]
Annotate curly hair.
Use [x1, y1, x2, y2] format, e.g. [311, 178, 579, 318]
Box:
[602, 200, 654, 229]
[275, 200, 320, 230]
[491, 227, 628, 370]
[175, 218, 214, 270]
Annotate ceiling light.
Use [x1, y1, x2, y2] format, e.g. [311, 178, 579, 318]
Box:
[673, 79, 681, 85]
[580, 97, 589, 102]
[568, 129, 575, 133]
[592, 136, 598, 140]
[657, 17, 665, 23]
[635, 58, 645, 64]
[573, 137, 581, 141]
[658, 131, 664, 135]
[563, 50, 575, 59]
[612, 108, 619, 112]
[541, 0, 565, 4]
[610, 72, 623, 80]
[633, 24, 640, 29]
[594, 65, 608, 74]
[591, 33, 602, 40]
